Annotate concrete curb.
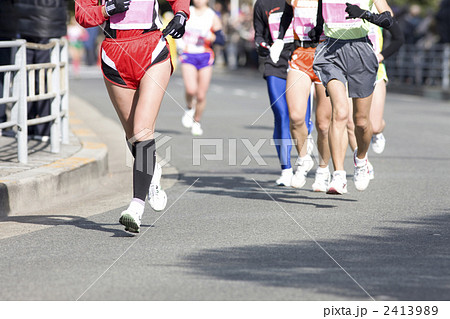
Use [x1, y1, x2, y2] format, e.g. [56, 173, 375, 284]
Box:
[0, 110, 109, 217]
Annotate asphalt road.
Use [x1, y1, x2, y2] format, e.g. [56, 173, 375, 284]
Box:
[0, 66, 449, 301]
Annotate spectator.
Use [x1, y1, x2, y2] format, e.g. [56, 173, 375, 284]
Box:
[401, 4, 423, 45]
[68, 16, 88, 76]
[83, 26, 99, 66]
[436, 0, 450, 43]
[415, 8, 439, 50]
[15, 0, 68, 141]
[0, 0, 17, 131]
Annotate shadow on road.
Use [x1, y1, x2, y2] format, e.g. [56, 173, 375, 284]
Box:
[181, 212, 450, 300]
[178, 172, 357, 209]
[0, 214, 142, 238]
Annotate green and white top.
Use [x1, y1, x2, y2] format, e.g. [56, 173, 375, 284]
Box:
[322, 0, 374, 39]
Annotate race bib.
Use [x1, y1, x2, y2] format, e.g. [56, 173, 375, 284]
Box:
[268, 12, 294, 43]
[323, 0, 363, 29]
[292, 0, 324, 40]
[109, 0, 155, 30]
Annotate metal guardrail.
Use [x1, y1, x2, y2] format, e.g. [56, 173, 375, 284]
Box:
[385, 43, 450, 91]
[0, 38, 69, 164]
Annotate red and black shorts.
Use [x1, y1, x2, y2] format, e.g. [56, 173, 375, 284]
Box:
[100, 30, 171, 89]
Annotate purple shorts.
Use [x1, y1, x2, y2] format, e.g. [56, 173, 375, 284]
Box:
[180, 52, 214, 69]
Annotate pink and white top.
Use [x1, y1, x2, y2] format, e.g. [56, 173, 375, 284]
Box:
[268, 11, 294, 43]
[179, 6, 216, 54]
[104, 0, 162, 30]
[291, 0, 325, 41]
[367, 24, 383, 53]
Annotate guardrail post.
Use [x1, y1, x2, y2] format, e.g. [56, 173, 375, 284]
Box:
[443, 44, 450, 91]
[50, 39, 61, 153]
[15, 40, 28, 164]
[60, 38, 69, 144]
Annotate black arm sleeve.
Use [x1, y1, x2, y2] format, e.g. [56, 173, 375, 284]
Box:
[366, 11, 394, 29]
[253, 0, 268, 45]
[278, 2, 293, 40]
[380, 20, 404, 60]
[316, 0, 324, 30]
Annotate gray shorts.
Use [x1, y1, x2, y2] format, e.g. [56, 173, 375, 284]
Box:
[313, 37, 379, 98]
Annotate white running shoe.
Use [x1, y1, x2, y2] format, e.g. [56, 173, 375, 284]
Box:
[312, 167, 331, 192]
[148, 163, 168, 211]
[371, 133, 386, 154]
[291, 154, 314, 188]
[181, 108, 195, 128]
[149, 185, 167, 211]
[368, 160, 374, 180]
[191, 122, 203, 136]
[276, 168, 293, 186]
[326, 171, 348, 194]
[119, 208, 142, 233]
[353, 151, 371, 191]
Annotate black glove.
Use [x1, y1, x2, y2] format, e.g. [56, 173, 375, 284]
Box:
[256, 42, 270, 57]
[345, 2, 371, 20]
[162, 11, 188, 39]
[105, 0, 131, 17]
[308, 26, 323, 43]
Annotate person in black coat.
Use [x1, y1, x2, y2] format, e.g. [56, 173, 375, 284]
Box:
[436, 0, 450, 43]
[15, 0, 68, 140]
[0, 0, 18, 128]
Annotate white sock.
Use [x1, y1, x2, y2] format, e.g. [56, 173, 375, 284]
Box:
[297, 154, 312, 165]
[281, 168, 293, 175]
[333, 170, 346, 179]
[127, 198, 145, 216]
[355, 153, 368, 167]
[316, 165, 329, 173]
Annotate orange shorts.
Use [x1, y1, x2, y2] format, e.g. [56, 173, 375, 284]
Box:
[288, 46, 321, 83]
[101, 30, 171, 89]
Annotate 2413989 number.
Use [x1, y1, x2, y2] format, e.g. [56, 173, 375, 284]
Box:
[384, 306, 438, 316]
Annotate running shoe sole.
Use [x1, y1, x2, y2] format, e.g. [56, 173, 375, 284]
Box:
[277, 182, 290, 187]
[119, 214, 140, 233]
[326, 188, 347, 195]
[291, 179, 306, 189]
[312, 186, 327, 192]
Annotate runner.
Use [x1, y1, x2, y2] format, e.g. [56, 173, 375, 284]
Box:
[347, 8, 404, 177]
[178, 0, 224, 136]
[75, 0, 190, 233]
[311, 0, 395, 194]
[368, 15, 404, 154]
[271, 0, 334, 191]
[253, 0, 295, 186]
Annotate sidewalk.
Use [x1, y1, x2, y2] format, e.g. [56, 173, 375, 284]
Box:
[0, 96, 108, 217]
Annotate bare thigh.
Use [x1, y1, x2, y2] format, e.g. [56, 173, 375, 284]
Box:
[286, 70, 312, 123]
[104, 59, 172, 140]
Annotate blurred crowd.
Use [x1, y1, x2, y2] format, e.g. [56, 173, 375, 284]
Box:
[66, 0, 260, 72]
[2, 1, 450, 80]
[392, 1, 450, 49]
[64, 0, 450, 72]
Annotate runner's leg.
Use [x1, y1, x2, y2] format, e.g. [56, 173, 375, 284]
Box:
[326, 79, 349, 172]
[194, 65, 213, 123]
[181, 63, 199, 111]
[267, 76, 292, 170]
